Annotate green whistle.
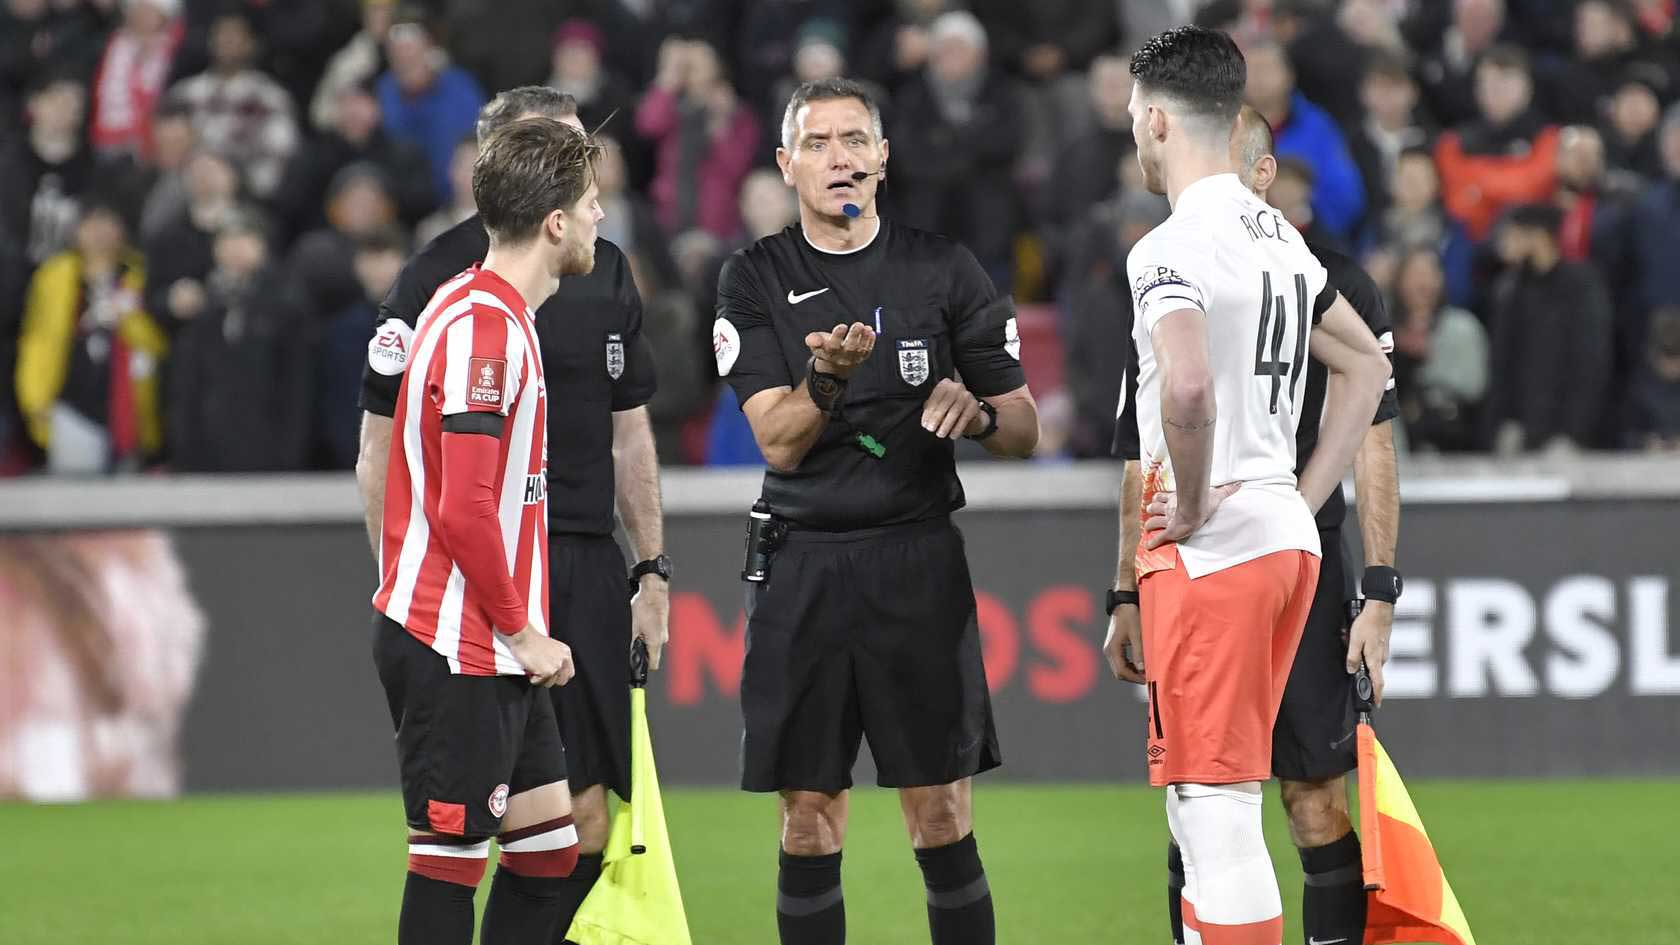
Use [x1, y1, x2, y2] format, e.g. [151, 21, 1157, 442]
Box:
[855, 433, 886, 458]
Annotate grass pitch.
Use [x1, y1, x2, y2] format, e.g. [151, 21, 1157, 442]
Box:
[2, 780, 1674, 945]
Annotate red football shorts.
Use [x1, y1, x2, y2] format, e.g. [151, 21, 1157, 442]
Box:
[1140, 547, 1320, 787]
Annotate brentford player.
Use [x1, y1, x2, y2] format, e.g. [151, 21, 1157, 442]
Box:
[370, 118, 603, 945]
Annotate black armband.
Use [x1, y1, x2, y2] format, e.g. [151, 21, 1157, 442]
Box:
[805, 357, 847, 414]
[1362, 566, 1403, 604]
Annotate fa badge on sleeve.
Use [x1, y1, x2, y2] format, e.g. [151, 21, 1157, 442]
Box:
[606, 331, 625, 380]
[897, 338, 930, 386]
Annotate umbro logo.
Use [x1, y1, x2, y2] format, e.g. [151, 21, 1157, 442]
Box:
[787, 287, 830, 304]
[1147, 745, 1166, 758]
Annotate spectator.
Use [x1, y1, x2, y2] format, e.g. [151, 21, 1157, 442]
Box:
[1435, 44, 1561, 241]
[1245, 38, 1367, 240]
[1338, 0, 1410, 56]
[88, 0, 185, 162]
[286, 163, 399, 319]
[377, 14, 485, 205]
[1553, 127, 1638, 353]
[730, 0, 840, 120]
[310, 0, 395, 133]
[857, 0, 955, 94]
[167, 9, 300, 198]
[319, 226, 406, 469]
[596, 134, 678, 294]
[547, 19, 637, 148]
[1389, 246, 1489, 453]
[1268, 156, 1340, 247]
[1062, 189, 1168, 458]
[1045, 55, 1134, 236]
[1601, 65, 1669, 179]
[167, 209, 311, 472]
[1545, 0, 1676, 126]
[1349, 50, 1434, 223]
[16, 200, 165, 473]
[1270, 0, 1372, 131]
[273, 78, 434, 242]
[413, 135, 476, 247]
[635, 37, 760, 241]
[891, 12, 1024, 286]
[136, 99, 195, 244]
[1628, 104, 1680, 373]
[1484, 203, 1613, 453]
[0, 73, 140, 267]
[1622, 306, 1680, 450]
[1416, 0, 1510, 130]
[0, 0, 108, 134]
[1364, 147, 1478, 308]
[767, 20, 885, 170]
[973, 0, 1120, 163]
[143, 149, 239, 332]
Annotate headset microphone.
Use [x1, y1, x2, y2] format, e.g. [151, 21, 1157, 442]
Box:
[842, 167, 884, 219]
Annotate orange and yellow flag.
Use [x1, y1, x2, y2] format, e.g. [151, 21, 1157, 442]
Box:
[1357, 723, 1477, 945]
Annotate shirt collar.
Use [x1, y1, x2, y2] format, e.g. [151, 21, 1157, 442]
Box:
[1176, 173, 1244, 210]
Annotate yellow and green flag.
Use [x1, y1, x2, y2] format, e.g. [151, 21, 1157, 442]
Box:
[1357, 723, 1477, 945]
[568, 683, 692, 945]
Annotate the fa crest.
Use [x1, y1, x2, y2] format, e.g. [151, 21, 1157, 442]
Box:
[897, 338, 930, 386]
[605, 331, 625, 380]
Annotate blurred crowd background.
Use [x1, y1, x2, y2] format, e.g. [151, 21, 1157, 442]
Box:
[4, 0, 1680, 477]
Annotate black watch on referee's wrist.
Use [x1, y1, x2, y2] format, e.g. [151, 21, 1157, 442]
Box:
[1361, 566, 1403, 604]
[964, 399, 999, 440]
[631, 554, 673, 584]
[1105, 587, 1140, 615]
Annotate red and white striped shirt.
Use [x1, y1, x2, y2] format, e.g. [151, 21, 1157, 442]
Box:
[374, 266, 549, 675]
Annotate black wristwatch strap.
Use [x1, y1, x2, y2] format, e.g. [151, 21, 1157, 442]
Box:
[1362, 565, 1402, 604]
[631, 554, 672, 583]
[1105, 587, 1140, 615]
[965, 399, 999, 440]
[806, 357, 847, 414]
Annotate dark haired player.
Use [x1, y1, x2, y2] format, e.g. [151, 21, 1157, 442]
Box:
[1102, 28, 1390, 945]
[371, 118, 604, 945]
[357, 87, 670, 942]
[714, 77, 1039, 945]
[1109, 105, 1403, 945]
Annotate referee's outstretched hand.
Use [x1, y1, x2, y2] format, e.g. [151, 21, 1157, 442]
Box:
[806, 322, 876, 378]
[506, 626, 576, 688]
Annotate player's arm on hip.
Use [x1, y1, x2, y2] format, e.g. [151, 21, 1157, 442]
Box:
[1300, 295, 1391, 512]
[357, 412, 393, 557]
[1150, 308, 1217, 509]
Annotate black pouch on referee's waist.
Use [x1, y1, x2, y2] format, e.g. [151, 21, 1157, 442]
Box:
[741, 499, 787, 583]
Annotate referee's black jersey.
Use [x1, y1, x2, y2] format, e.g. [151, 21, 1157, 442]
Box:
[715, 221, 1027, 531]
[358, 215, 657, 537]
[1113, 241, 1397, 531]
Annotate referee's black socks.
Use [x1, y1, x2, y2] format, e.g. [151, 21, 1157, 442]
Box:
[1300, 830, 1366, 945]
[777, 849, 846, 945]
[914, 832, 995, 945]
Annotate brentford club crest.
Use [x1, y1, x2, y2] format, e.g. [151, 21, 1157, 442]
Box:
[897, 338, 930, 386]
[489, 783, 509, 818]
[606, 331, 625, 380]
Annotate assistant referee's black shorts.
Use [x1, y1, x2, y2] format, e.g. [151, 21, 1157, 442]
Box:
[1271, 527, 1358, 782]
[739, 516, 1002, 794]
[547, 534, 633, 801]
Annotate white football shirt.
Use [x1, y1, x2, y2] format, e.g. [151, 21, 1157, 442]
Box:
[1125, 173, 1335, 578]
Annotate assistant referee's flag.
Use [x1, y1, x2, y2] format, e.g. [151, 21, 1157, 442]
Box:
[568, 641, 692, 945]
[1357, 721, 1477, 945]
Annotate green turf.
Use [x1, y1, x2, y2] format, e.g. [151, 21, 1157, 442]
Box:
[2, 781, 1676, 944]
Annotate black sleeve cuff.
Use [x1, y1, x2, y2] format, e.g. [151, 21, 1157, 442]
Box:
[1312, 283, 1337, 324]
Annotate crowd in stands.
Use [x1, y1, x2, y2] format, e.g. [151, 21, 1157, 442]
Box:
[4, 0, 1680, 476]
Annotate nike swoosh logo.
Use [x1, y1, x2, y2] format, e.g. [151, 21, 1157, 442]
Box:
[787, 288, 830, 304]
[1309, 938, 1348, 945]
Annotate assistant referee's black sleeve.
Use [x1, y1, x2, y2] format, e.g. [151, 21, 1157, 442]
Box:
[611, 251, 657, 410]
[1111, 310, 1141, 461]
[715, 252, 793, 408]
[1332, 253, 1400, 426]
[946, 244, 1027, 397]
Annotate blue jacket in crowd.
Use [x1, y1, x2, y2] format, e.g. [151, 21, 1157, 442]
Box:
[1275, 92, 1367, 240]
[377, 67, 486, 204]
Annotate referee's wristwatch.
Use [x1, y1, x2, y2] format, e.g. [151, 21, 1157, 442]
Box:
[1104, 587, 1140, 615]
[1361, 565, 1403, 604]
[631, 554, 673, 586]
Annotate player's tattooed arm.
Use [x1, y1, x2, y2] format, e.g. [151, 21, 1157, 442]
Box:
[1162, 414, 1216, 432]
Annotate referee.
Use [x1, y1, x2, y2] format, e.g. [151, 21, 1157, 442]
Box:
[714, 78, 1039, 945]
[1106, 106, 1402, 945]
[356, 87, 671, 942]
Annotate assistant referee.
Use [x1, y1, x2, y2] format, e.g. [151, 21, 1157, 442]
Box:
[714, 78, 1039, 945]
[356, 87, 671, 944]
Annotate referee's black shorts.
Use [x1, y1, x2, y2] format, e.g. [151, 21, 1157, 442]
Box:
[739, 516, 1002, 794]
[546, 534, 633, 801]
[1271, 527, 1358, 782]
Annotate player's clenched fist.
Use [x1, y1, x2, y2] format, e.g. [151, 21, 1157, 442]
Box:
[507, 626, 576, 687]
[921, 378, 985, 439]
[805, 322, 876, 377]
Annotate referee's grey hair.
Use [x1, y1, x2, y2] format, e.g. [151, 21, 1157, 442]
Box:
[780, 78, 883, 152]
[477, 87, 579, 146]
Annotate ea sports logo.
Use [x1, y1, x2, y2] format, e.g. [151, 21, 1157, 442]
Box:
[489, 783, 509, 818]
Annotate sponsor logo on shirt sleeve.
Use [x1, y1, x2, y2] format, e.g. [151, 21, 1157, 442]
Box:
[368, 318, 414, 376]
[713, 317, 741, 377]
[468, 357, 506, 408]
